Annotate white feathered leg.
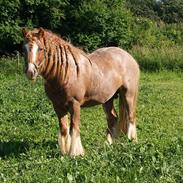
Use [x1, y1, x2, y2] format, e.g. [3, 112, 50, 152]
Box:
[69, 128, 84, 156]
[58, 128, 71, 155]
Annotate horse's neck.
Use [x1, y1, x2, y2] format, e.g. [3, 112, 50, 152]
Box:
[41, 44, 79, 87]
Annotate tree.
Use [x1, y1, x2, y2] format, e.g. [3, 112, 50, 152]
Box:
[62, 0, 134, 51]
[0, 0, 68, 54]
[159, 0, 183, 23]
[127, 0, 183, 24]
[0, 0, 134, 54]
[126, 0, 160, 21]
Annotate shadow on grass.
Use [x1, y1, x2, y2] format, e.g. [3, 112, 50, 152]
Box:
[0, 140, 59, 159]
[0, 140, 29, 158]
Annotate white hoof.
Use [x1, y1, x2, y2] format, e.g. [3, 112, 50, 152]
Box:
[127, 122, 137, 142]
[106, 126, 118, 145]
[107, 133, 113, 145]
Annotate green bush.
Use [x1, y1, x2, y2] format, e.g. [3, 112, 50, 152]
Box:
[162, 23, 183, 45]
[131, 18, 175, 48]
[0, 0, 183, 57]
[127, 0, 183, 24]
[0, 0, 134, 53]
[126, 0, 160, 21]
[62, 0, 134, 51]
[0, 0, 67, 54]
[0, 0, 22, 53]
[159, 0, 183, 23]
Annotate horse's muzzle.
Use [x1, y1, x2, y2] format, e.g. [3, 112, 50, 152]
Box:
[26, 63, 38, 80]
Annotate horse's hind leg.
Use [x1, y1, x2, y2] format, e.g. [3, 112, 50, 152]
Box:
[103, 98, 118, 144]
[125, 88, 138, 142]
[119, 87, 138, 142]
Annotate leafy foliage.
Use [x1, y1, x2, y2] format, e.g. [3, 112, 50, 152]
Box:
[0, 0, 133, 53]
[0, 0, 67, 53]
[126, 0, 160, 21]
[62, 0, 133, 51]
[164, 23, 183, 44]
[131, 18, 171, 48]
[0, 0, 22, 53]
[0, 0, 183, 56]
[159, 0, 183, 23]
[127, 0, 183, 24]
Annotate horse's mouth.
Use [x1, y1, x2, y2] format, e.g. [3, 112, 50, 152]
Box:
[26, 72, 38, 81]
[25, 63, 39, 80]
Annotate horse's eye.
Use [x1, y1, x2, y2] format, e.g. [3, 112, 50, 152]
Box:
[39, 47, 43, 51]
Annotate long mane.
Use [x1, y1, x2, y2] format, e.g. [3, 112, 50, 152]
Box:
[36, 28, 89, 82]
[41, 29, 86, 57]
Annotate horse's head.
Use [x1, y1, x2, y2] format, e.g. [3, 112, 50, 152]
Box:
[22, 27, 45, 80]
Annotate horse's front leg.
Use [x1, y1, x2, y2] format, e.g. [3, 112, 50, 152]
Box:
[57, 112, 71, 155]
[69, 100, 84, 156]
[52, 103, 71, 155]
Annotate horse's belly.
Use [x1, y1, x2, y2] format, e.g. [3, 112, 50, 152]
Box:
[81, 87, 119, 107]
[90, 77, 122, 103]
[81, 100, 101, 107]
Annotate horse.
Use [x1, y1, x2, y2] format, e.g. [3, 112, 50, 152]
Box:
[22, 27, 140, 156]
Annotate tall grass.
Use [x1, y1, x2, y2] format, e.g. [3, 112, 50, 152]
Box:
[131, 46, 183, 71]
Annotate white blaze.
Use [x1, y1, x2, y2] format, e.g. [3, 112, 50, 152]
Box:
[32, 43, 38, 63]
[24, 42, 39, 79]
[24, 42, 38, 63]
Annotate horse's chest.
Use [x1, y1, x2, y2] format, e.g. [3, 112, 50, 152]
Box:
[44, 84, 70, 107]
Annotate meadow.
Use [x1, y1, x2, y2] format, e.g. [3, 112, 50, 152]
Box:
[0, 58, 183, 183]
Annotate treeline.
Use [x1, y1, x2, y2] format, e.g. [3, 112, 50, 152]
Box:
[127, 0, 183, 23]
[0, 0, 183, 55]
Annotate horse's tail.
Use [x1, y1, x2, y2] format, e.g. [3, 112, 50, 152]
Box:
[116, 88, 128, 136]
[133, 79, 139, 117]
[117, 74, 139, 138]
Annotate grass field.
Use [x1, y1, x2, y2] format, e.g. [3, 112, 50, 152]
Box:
[0, 59, 183, 183]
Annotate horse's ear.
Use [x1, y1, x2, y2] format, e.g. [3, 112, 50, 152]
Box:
[22, 27, 28, 37]
[38, 27, 45, 38]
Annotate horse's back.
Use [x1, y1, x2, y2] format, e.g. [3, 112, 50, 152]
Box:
[88, 47, 139, 80]
[89, 47, 138, 69]
[82, 47, 139, 104]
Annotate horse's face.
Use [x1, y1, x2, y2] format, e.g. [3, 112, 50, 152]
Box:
[22, 28, 45, 80]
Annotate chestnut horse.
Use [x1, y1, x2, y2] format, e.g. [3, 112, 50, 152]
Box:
[22, 28, 140, 156]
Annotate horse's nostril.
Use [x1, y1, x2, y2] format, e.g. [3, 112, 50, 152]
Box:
[26, 69, 34, 79]
[25, 63, 38, 80]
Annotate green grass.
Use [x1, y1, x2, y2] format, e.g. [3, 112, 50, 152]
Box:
[0, 59, 183, 182]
